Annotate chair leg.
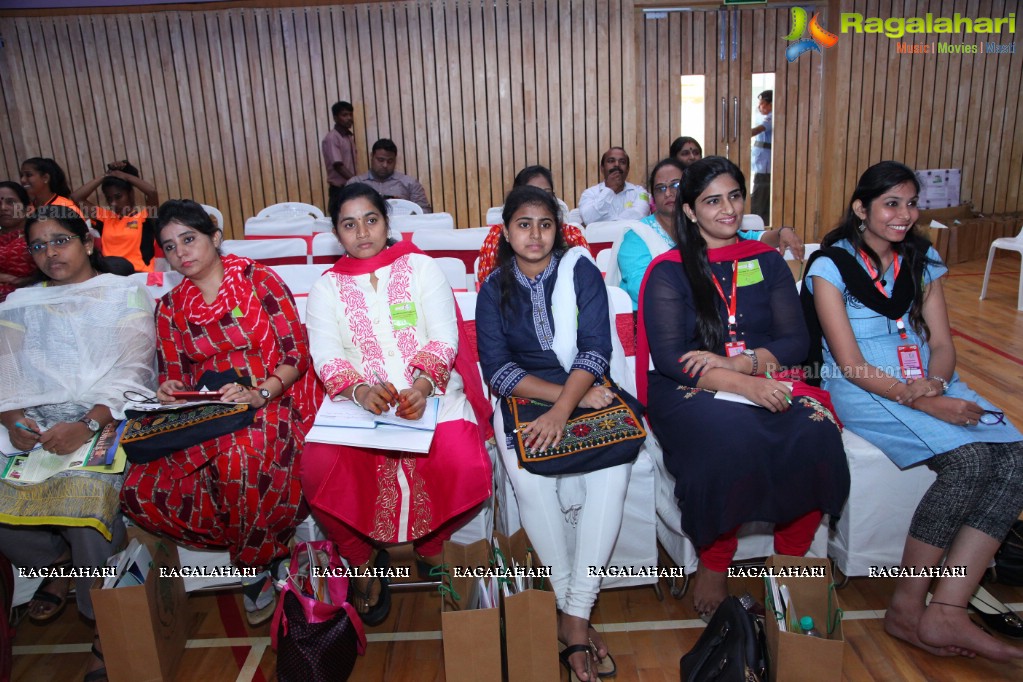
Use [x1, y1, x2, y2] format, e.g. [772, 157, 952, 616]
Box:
[980, 244, 998, 300]
[1018, 254, 1023, 311]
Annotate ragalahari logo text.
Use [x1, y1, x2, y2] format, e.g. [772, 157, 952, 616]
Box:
[784, 7, 839, 62]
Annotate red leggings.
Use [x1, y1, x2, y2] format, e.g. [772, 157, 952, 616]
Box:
[311, 505, 480, 567]
[698, 510, 823, 572]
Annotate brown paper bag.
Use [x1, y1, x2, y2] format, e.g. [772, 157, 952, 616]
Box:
[440, 539, 501, 682]
[763, 555, 844, 682]
[90, 532, 189, 682]
[493, 530, 559, 682]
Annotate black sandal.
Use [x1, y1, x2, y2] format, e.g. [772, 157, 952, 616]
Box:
[348, 549, 391, 627]
[83, 641, 107, 682]
[28, 559, 72, 624]
[559, 643, 594, 682]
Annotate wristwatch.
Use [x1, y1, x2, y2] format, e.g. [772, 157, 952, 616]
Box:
[78, 417, 101, 433]
[741, 349, 759, 375]
[258, 387, 272, 401]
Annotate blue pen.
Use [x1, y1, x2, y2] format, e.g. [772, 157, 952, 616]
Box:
[14, 421, 42, 437]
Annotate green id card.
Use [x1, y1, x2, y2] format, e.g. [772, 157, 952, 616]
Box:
[390, 301, 418, 330]
[736, 260, 764, 287]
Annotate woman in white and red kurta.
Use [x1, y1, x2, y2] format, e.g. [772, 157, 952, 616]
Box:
[302, 183, 492, 625]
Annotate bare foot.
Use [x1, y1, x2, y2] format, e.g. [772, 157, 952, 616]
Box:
[692, 563, 728, 618]
[558, 612, 594, 681]
[884, 596, 973, 658]
[587, 624, 608, 660]
[918, 602, 1023, 662]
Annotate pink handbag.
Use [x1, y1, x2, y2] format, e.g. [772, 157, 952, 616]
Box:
[271, 540, 367, 681]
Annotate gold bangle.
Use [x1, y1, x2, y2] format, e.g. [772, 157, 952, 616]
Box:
[882, 379, 901, 399]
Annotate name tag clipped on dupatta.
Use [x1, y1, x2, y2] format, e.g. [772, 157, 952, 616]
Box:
[121, 369, 256, 464]
[504, 378, 646, 475]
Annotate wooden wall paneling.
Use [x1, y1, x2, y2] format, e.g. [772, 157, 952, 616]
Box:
[115, 15, 149, 185]
[957, 0, 986, 209]
[475, 0, 494, 222]
[289, 9, 315, 206]
[554, 0, 572, 201]
[621, 0, 636, 158]
[493, 0, 513, 206]
[231, 10, 264, 230]
[667, 11, 682, 149]
[797, 41, 813, 230]
[416, 2, 443, 220]
[986, 0, 1018, 211]
[391, 7, 419, 212]
[994, 21, 1022, 212]
[938, 2, 963, 170]
[43, 19, 77, 184]
[912, 2, 936, 171]
[804, 45, 823, 237]
[856, 0, 877, 173]
[0, 75, 14, 180]
[891, 0, 914, 168]
[201, 12, 237, 228]
[610, 0, 625, 159]
[179, 14, 217, 207]
[593, 0, 606, 169]
[462, 0, 483, 225]
[429, 0, 454, 218]
[531, 0, 552, 198]
[442, 0, 467, 224]
[738, 8, 753, 181]
[269, 9, 300, 202]
[401, 4, 426, 200]
[518, 0, 537, 186]
[58, 18, 96, 184]
[567, 0, 585, 203]
[508, 0, 526, 193]
[157, 13, 192, 201]
[127, 13, 165, 211]
[168, 14, 203, 202]
[773, 51, 790, 228]
[12, 18, 44, 166]
[108, 15, 141, 166]
[972, 0, 1000, 212]
[840, 1, 864, 223]
[365, 4, 389, 142]
[27, 19, 67, 181]
[703, 10, 721, 158]
[140, 13, 183, 207]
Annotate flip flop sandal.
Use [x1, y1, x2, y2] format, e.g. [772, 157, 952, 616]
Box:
[83, 642, 107, 682]
[242, 571, 277, 627]
[587, 627, 617, 678]
[349, 550, 392, 627]
[559, 642, 594, 682]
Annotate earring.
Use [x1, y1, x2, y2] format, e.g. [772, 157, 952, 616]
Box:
[857, 222, 866, 233]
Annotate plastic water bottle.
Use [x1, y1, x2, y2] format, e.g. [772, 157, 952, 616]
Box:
[800, 616, 823, 638]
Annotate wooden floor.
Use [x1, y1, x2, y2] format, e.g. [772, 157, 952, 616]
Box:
[11, 254, 1023, 682]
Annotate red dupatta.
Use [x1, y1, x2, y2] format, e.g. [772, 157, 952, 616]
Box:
[331, 240, 493, 439]
[635, 239, 839, 423]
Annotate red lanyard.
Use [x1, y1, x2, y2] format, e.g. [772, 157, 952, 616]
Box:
[860, 250, 907, 339]
[711, 260, 739, 341]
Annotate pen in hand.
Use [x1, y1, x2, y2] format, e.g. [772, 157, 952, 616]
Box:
[14, 421, 42, 437]
[370, 370, 402, 405]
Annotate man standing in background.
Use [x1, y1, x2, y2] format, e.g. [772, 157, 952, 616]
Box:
[750, 90, 773, 224]
[322, 101, 357, 218]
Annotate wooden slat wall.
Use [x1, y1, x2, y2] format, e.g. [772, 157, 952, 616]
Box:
[635, 6, 823, 238]
[0, 0, 635, 237]
[820, 0, 1023, 233]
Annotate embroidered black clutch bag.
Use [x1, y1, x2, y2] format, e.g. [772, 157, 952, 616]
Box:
[504, 380, 645, 475]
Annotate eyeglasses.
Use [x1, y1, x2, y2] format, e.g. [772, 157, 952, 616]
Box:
[979, 410, 1005, 425]
[653, 180, 682, 195]
[27, 234, 81, 254]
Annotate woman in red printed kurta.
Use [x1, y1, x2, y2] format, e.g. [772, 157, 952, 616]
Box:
[0, 181, 39, 301]
[121, 200, 317, 625]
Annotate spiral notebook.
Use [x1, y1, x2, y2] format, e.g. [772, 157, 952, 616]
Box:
[306, 395, 439, 453]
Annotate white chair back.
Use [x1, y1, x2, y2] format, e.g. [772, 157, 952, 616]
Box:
[387, 198, 424, 216]
[222, 238, 308, 265]
[434, 257, 470, 291]
[606, 285, 637, 395]
[312, 217, 334, 233]
[390, 212, 455, 232]
[595, 249, 613, 275]
[485, 206, 503, 225]
[244, 216, 316, 238]
[269, 263, 329, 324]
[487, 198, 572, 226]
[311, 231, 345, 265]
[256, 202, 324, 220]
[412, 226, 490, 273]
[200, 204, 225, 233]
[584, 220, 633, 257]
[741, 214, 765, 231]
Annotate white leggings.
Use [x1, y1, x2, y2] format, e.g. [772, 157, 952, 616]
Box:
[495, 407, 632, 620]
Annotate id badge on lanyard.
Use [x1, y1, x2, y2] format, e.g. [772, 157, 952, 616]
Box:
[724, 341, 747, 357]
[898, 344, 924, 380]
[714, 261, 746, 356]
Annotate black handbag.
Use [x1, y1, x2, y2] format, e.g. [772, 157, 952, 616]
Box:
[992, 520, 1023, 585]
[121, 369, 256, 464]
[503, 379, 645, 475]
[680, 596, 767, 682]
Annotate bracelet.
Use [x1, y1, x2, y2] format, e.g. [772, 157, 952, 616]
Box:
[270, 372, 288, 391]
[882, 379, 901, 399]
[930, 375, 949, 394]
[350, 382, 371, 410]
[413, 370, 437, 397]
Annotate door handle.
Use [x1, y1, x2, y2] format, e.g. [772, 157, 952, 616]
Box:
[733, 96, 739, 142]
[721, 98, 727, 143]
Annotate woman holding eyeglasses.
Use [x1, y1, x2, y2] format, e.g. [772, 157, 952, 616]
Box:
[805, 161, 1023, 661]
[0, 204, 156, 682]
[614, 159, 805, 310]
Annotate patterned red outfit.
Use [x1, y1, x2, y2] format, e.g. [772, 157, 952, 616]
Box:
[121, 255, 316, 568]
[0, 230, 38, 302]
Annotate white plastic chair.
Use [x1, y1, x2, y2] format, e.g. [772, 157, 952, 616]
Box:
[583, 220, 631, 257]
[311, 231, 345, 265]
[486, 198, 571, 226]
[312, 217, 334, 233]
[390, 212, 455, 233]
[980, 226, 1023, 310]
[412, 227, 490, 273]
[200, 204, 225, 233]
[221, 238, 308, 266]
[128, 271, 184, 301]
[484, 206, 503, 225]
[244, 215, 316, 238]
[741, 214, 765, 232]
[387, 198, 424, 216]
[255, 202, 324, 220]
[433, 256, 469, 291]
[268, 264, 329, 297]
[595, 248, 613, 276]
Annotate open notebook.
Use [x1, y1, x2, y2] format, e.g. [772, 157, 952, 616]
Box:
[305, 395, 440, 453]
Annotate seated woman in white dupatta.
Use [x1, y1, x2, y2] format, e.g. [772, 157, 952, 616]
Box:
[613, 158, 804, 310]
[477, 186, 639, 682]
[0, 205, 156, 682]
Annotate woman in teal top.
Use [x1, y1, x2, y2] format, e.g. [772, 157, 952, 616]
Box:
[615, 158, 806, 309]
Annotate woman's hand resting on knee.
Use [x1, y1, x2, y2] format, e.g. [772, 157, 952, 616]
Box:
[738, 376, 792, 413]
